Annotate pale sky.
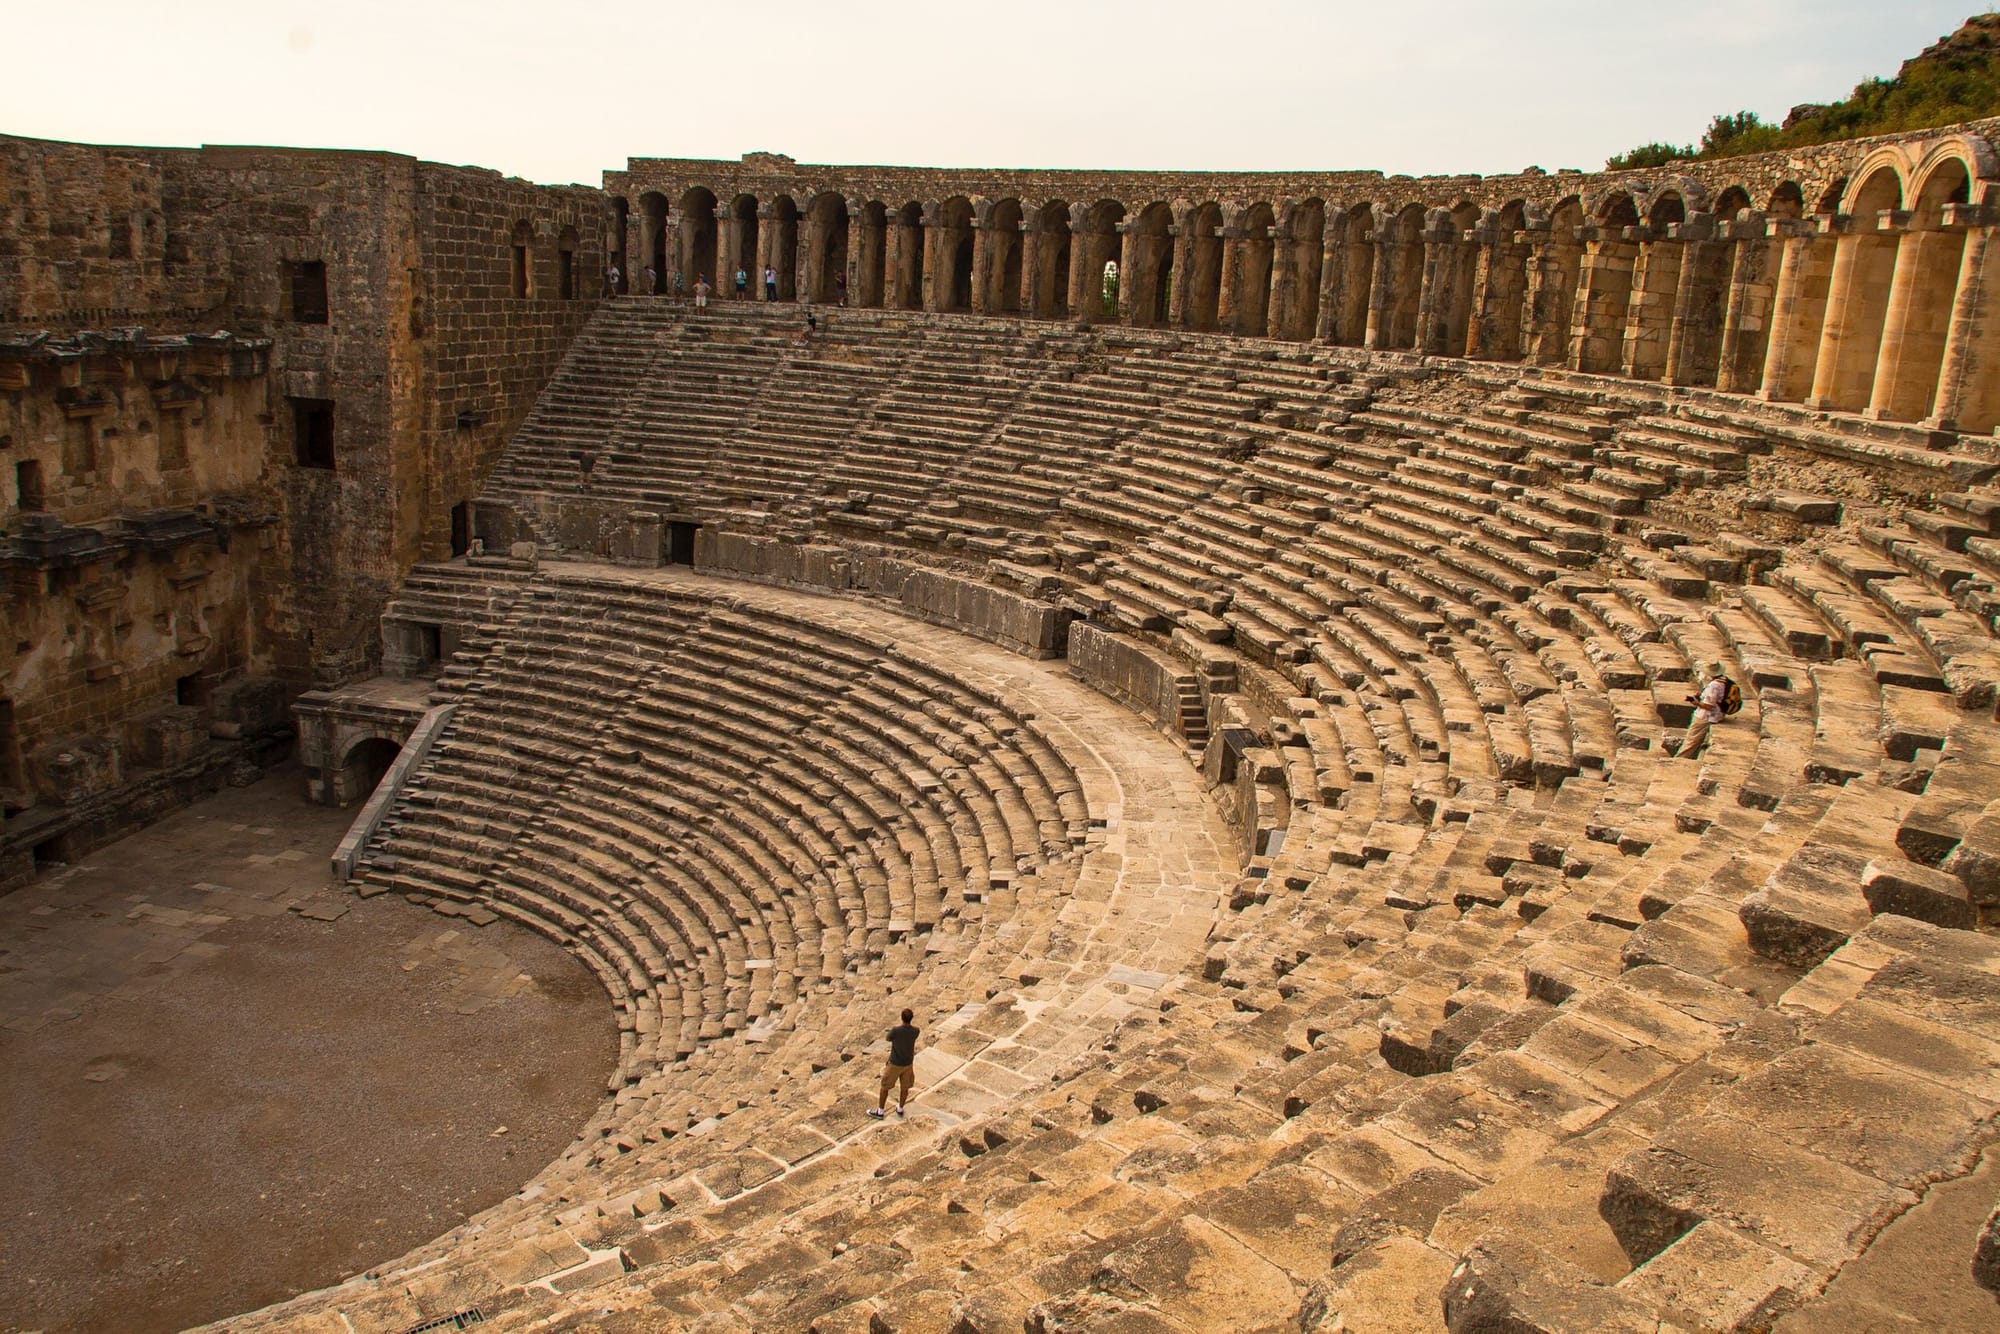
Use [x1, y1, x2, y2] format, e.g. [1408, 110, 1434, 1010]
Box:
[1, 1, 1984, 185]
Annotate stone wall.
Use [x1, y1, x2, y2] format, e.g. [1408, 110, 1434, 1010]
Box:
[1, 135, 606, 884]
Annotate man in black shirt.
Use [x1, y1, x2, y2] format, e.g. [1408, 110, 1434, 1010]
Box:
[868, 1009, 920, 1118]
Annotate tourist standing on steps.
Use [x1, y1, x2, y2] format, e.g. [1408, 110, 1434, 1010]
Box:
[672, 270, 685, 302]
[868, 1008, 920, 1118]
[605, 261, 621, 297]
[734, 267, 749, 300]
[694, 274, 711, 308]
[1677, 661, 1730, 760]
[834, 271, 848, 307]
[644, 264, 659, 295]
[764, 266, 778, 301]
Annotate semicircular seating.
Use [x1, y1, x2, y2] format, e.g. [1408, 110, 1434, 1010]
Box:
[214, 301, 2000, 1333]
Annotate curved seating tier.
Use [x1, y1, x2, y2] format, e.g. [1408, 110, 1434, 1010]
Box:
[211, 304, 2000, 1332]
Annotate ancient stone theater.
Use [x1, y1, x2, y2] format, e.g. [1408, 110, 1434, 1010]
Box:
[7, 83, 2000, 1334]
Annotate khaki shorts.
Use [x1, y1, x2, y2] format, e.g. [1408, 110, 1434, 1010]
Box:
[879, 1061, 914, 1097]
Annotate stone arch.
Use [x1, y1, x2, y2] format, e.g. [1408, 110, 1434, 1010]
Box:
[1806, 162, 1905, 411]
[1713, 185, 1753, 221]
[1029, 199, 1071, 319]
[678, 187, 718, 289]
[1123, 201, 1174, 328]
[335, 733, 402, 809]
[1185, 202, 1225, 333]
[1767, 181, 1806, 220]
[1230, 201, 1276, 337]
[638, 191, 668, 291]
[1073, 199, 1125, 323]
[765, 194, 800, 300]
[984, 197, 1025, 315]
[891, 201, 925, 310]
[1909, 134, 1994, 208]
[1278, 198, 1325, 341]
[1571, 191, 1640, 372]
[806, 192, 849, 303]
[1843, 156, 1907, 217]
[1624, 189, 1690, 380]
[854, 199, 888, 307]
[1327, 201, 1375, 346]
[934, 196, 975, 313]
[724, 193, 760, 292]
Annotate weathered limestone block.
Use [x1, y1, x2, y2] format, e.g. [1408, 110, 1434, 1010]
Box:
[1439, 1236, 1690, 1334]
[1943, 800, 2000, 906]
[899, 570, 1068, 657]
[1067, 622, 1189, 733]
[27, 736, 123, 805]
[210, 678, 288, 739]
[1862, 856, 1978, 928]
[1975, 1202, 2000, 1296]
[126, 705, 208, 769]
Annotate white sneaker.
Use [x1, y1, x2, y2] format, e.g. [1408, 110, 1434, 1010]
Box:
[867, 1108, 884, 1119]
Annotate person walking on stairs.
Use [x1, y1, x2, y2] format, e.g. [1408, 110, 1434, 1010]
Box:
[868, 1009, 920, 1118]
[1676, 661, 1732, 760]
[694, 274, 711, 308]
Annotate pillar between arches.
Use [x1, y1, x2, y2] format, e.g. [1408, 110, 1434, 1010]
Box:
[1167, 223, 1195, 329]
[1517, 224, 1568, 365]
[1715, 212, 1777, 394]
[1925, 205, 2000, 433]
[1215, 224, 1248, 331]
[1869, 217, 1970, 422]
[1757, 219, 1837, 401]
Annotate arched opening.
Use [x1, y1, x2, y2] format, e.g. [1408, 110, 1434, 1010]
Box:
[1185, 202, 1224, 332]
[1328, 202, 1374, 345]
[1528, 197, 1584, 365]
[610, 196, 630, 294]
[510, 219, 534, 299]
[1473, 200, 1530, 361]
[987, 197, 1025, 314]
[1428, 200, 1482, 356]
[638, 192, 668, 293]
[1029, 199, 1071, 319]
[766, 195, 800, 300]
[808, 193, 850, 303]
[1809, 165, 1904, 411]
[1074, 200, 1125, 323]
[1232, 202, 1276, 336]
[855, 200, 888, 307]
[1767, 181, 1805, 221]
[1374, 203, 1425, 350]
[1281, 198, 1325, 341]
[724, 194, 759, 294]
[892, 201, 926, 310]
[1123, 201, 1173, 328]
[1817, 177, 1849, 214]
[932, 196, 974, 312]
[338, 736, 402, 808]
[1872, 154, 1972, 421]
[1571, 192, 1639, 372]
[1624, 189, 1687, 380]
[677, 188, 717, 292]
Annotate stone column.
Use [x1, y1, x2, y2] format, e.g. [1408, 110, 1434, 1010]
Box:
[1925, 209, 2000, 431]
[1315, 226, 1347, 342]
[921, 201, 945, 313]
[1807, 210, 1908, 412]
[1266, 221, 1297, 340]
[1067, 204, 1098, 325]
[969, 212, 997, 315]
[844, 196, 869, 308]
[1216, 224, 1246, 333]
[1620, 227, 1683, 381]
[1757, 221, 1837, 401]
[1715, 212, 1778, 394]
[1869, 217, 1969, 422]
[1413, 212, 1458, 355]
[1517, 223, 1568, 365]
[1662, 213, 1729, 386]
[1363, 216, 1399, 350]
[1167, 223, 1195, 329]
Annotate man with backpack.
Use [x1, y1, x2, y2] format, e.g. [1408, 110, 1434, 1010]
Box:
[1677, 660, 1739, 760]
[867, 1008, 920, 1118]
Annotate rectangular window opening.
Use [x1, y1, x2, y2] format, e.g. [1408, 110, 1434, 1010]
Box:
[15, 459, 45, 511]
[286, 260, 329, 324]
[667, 521, 698, 566]
[176, 673, 211, 707]
[558, 249, 575, 300]
[511, 245, 530, 299]
[291, 398, 336, 470]
[450, 501, 472, 557]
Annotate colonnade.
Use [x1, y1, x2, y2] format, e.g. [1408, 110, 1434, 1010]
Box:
[614, 134, 2000, 433]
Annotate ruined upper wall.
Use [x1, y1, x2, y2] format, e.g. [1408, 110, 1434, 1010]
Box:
[607, 114, 2000, 223]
